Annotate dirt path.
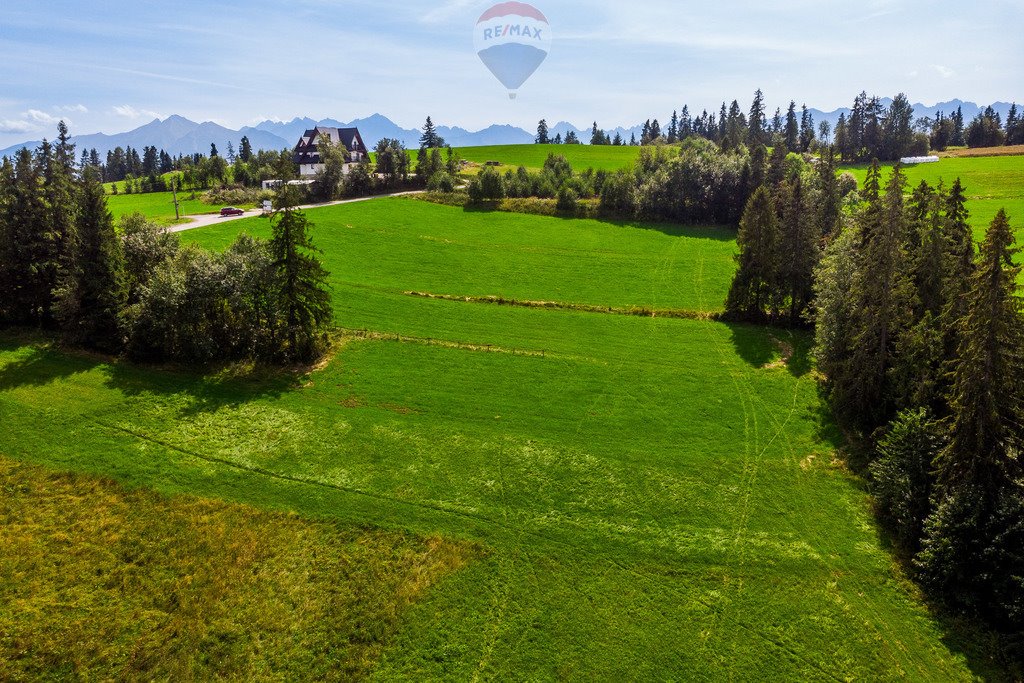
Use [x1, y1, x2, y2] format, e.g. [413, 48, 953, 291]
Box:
[168, 191, 425, 233]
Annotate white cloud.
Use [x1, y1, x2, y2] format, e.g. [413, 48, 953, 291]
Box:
[0, 108, 70, 135]
[57, 104, 88, 113]
[932, 64, 956, 79]
[26, 109, 61, 125]
[0, 119, 37, 134]
[112, 104, 162, 119]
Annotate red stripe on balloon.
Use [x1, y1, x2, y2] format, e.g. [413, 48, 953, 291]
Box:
[477, 2, 548, 23]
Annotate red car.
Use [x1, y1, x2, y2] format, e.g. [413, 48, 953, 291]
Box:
[220, 207, 244, 217]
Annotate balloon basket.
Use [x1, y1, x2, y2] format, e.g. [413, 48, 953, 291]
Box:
[508, 92, 517, 100]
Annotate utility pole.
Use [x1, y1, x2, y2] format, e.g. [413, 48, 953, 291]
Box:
[172, 177, 180, 221]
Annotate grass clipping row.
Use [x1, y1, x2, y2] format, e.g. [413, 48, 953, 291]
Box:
[0, 456, 471, 681]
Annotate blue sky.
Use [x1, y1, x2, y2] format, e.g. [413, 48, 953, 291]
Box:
[0, 0, 1021, 147]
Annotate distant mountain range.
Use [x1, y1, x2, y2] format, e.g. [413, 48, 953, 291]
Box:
[0, 99, 1017, 159]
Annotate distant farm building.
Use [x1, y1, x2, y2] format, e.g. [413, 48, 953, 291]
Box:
[293, 126, 368, 177]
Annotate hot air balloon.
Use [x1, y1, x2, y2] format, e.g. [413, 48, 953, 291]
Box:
[473, 2, 552, 99]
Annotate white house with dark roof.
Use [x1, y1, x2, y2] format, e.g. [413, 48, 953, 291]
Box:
[293, 126, 367, 176]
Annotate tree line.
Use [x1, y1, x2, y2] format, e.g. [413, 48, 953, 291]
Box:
[536, 91, 1024, 160]
[814, 165, 1023, 641]
[0, 124, 333, 364]
[727, 144, 1024, 648]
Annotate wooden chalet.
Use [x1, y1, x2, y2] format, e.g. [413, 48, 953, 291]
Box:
[293, 126, 368, 176]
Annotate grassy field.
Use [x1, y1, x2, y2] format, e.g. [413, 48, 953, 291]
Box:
[0, 455, 469, 680]
[184, 199, 737, 315]
[0, 197, 1002, 679]
[105, 190, 214, 227]
[452, 143, 643, 171]
[843, 155, 1024, 238]
[940, 144, 1024, 158]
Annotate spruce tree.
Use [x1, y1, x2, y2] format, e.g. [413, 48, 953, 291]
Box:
[799, 104, 815, 152]
[667, 111, 678, 143]
[747, 89, 766, 147]
[420, 116, 441, 148]
[936, 209, 1024, 491]
[951, 106, 965, 146]
[941, 179, 975, 331]
[776, 175, 820, 323]
[814, 146, 841, 237]
[535, 119, 550, 144]
[269, 197, 332, 361]
[0, 158, 13, 323]
[239, 135, 253, 163]
[834, 113, 850, 162]
[784, 101, 799, 152]
[679, 105, 692, 139]
[46, 123, 80, 298]
[894, 181, 947, 410]
[813, 222, 860, 390]
[725, 186, 779, 320]
[844, 163, 916, 429]
[916, 210, 1024, 625]
[1, 147, 56, 326]
[54, 167, 127, 351]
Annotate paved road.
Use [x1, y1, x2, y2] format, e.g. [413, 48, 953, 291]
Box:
[168, 191, 425, 233]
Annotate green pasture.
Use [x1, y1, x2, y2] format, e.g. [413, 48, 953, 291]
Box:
[184, 199, 736, 314]
[0, 197, 1001, 679]
[105, 190, 213, 227]
[453, 143, 643, 172]
[843, 155, 1024, 237]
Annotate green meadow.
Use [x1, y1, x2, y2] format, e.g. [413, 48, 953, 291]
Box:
[0, 198, 1002, 679]
[453, 143, 643, 171]
[844, 154, 1024, 237]
[105, 190, 213, 226]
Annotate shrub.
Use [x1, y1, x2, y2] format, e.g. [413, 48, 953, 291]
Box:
[203, 186, 271, 207]
[556, 186, 578, 213]
[837, 172, 858, 198]
[478, 167, 505, 200]
[916, 485, 1024, 630]
[599, 170, 635, 215]
[426, 172, 455, 193]
[468, 167, 505, 203]
[870, 408, 942, 549]
[907, 133, 931, 157]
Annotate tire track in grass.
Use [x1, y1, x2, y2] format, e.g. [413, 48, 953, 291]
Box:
[38, 390, 858, 678]
[684, 244, 769, 673]
[718, 331, 918, 668]
[92, 409, 842, 676]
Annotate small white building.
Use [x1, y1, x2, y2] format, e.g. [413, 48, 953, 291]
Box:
[900, 155, 940, 165]
[293, 126, 368, 177]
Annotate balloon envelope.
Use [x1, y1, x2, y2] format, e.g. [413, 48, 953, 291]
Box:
[474, 2, 551, 94]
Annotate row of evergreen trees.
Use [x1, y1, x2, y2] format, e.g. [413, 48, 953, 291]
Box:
[0, 127, 333, 363]
[928, 104, 1024, 150]
[727, 145, 1024, 638]
[535, 90, 933, 160]
[723, 149, 1024, 640]
[817, 164, 1023, 636]
[724, 148, 848, 324]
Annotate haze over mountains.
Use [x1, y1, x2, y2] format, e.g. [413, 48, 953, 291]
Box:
[1, 100, 1017, 159]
